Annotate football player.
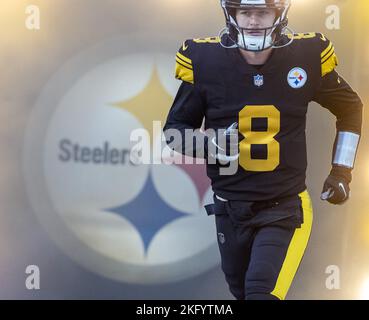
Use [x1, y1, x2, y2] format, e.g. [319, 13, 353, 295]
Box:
[163, 0, 363, 300]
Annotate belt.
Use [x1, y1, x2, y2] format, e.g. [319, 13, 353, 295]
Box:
[205, 193, 299, 216]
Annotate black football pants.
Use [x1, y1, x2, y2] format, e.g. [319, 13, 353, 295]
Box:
[207, 190, 313, 300]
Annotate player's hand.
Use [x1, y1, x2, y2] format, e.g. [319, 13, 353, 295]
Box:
[321, 166, 352, 205]
[208, 122, 240, 164]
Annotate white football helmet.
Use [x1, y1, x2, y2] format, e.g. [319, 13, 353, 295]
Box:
[219, 0, 292, 51]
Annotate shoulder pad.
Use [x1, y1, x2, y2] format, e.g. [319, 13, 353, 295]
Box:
[287, 32, 338, 77]
[175, 39, 195, 84]
[175, 37, 220, 84]
[318, 33, 339, 77]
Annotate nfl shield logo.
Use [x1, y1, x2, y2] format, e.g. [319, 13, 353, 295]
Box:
[254, 74, 264, 87]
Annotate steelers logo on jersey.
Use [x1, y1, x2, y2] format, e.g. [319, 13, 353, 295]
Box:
[287, 67, 308, 89]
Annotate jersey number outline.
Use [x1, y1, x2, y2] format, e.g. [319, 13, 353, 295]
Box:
[287, 32, 317, 40]
[239, 105, 280, 172]
[193, 37, 220, 43]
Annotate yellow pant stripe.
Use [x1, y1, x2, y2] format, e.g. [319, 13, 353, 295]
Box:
[270, 190, 313, 300]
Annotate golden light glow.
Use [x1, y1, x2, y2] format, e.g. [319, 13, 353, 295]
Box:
[359, 278, 369, 300]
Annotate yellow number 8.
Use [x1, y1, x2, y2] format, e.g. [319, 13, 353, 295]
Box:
[239, 105, 280, 172]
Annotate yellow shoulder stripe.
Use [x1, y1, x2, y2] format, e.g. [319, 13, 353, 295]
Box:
[176, 52, 192, 65]
[175, 62, 194, 84]
[322, 52, 338, 77]
[322, 47, 334, 64]
[321, 41, 338, 76]
[176, 55, 193, 70]
[321, 42, 333, 60]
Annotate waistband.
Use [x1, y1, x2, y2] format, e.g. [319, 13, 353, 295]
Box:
[205, 193, 301, 216]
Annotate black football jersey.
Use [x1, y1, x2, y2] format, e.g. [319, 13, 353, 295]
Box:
[164, 33, 363, 201]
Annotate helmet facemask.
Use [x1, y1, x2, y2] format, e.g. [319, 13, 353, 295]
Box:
[220, 0, 291, 51]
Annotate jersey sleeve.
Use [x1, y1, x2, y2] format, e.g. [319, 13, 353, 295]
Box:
[312, 34, 363, 171]
[164, 80, 205, 131]
[319, 33, 339, 77]
[312, 34, 363, 134]
[163, 40, 207, 158]
[175, 39, 195, 84]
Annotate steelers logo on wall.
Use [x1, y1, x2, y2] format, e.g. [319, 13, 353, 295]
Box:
[23, 35, 219, 284]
